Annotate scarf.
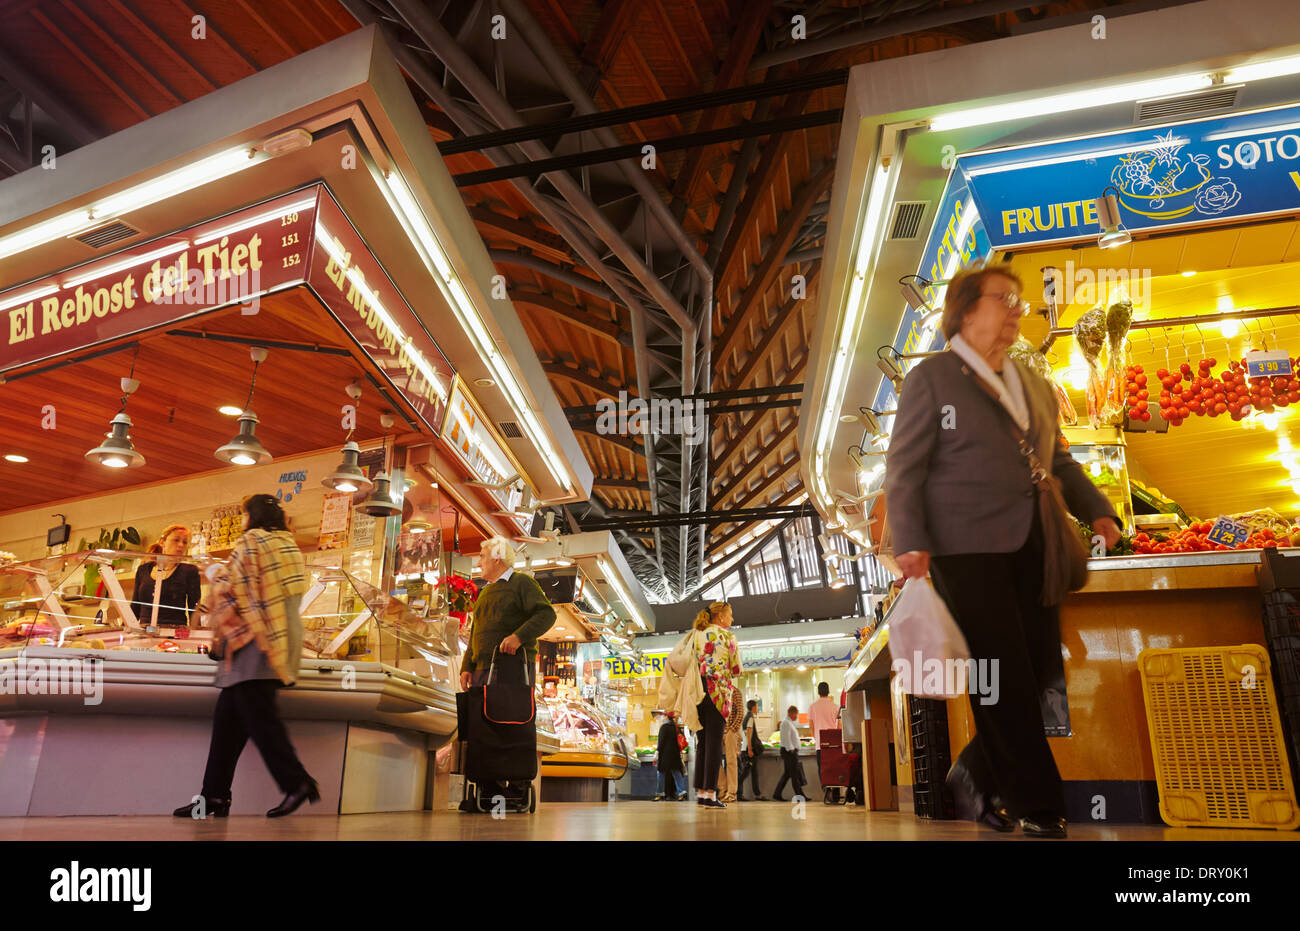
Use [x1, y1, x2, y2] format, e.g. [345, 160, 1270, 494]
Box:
[949, 333, 1030, 432]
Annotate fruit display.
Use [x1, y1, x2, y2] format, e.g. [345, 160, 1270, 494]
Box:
[1128, 355, 1300, 427]
[1130, 520, 1300, 554]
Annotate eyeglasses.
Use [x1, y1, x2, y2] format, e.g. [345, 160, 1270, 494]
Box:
[982, 291, 1030, 315]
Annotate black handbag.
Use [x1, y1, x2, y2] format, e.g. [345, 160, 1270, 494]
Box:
[482, 646, 536, 725]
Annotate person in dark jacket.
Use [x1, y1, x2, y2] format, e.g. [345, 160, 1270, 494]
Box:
[740, 699, 766, 800]
[132, 524, 202, 627]
[886, 262, 1121, 838]
[655, 712, 687, 800]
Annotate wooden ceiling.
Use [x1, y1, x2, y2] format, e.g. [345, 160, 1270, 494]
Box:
[0, 0, 1134, 592]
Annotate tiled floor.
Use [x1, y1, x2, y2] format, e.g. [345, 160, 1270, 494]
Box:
[1, 801, 1296, 841]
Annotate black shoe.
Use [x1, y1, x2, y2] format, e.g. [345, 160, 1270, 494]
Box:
[1021, 814, 1068, 838]
[267, 779, 320, 818]
[173, 795, 230, 818]
[701, 798, 727, 808]
[980, 806, 1016, 832]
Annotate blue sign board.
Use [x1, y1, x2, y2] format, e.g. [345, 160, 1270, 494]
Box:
[958, 103, 1300, 249]
[872, 173, 992, 415]
[1208, 517, 1250, 547]
[1245, 349, 1294, 378]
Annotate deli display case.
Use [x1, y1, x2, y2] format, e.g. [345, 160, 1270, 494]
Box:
[0, 550, 460, 817]
[540, 695, 632, 801]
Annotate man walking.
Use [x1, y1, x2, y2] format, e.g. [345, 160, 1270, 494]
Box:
[809, 682, 841, 802]
[771, 705, 805, 801]
[739, 699, 765, 800]
[654, 712, 687, 800]
[719, 686, 744, 803]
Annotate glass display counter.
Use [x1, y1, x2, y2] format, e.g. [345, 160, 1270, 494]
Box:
[540, 696, 632, 782]
[0, 550, 459, 817]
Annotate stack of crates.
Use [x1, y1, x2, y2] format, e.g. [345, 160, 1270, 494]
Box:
[908, 695, 955, 819]
[1260, 549, 1300, 780]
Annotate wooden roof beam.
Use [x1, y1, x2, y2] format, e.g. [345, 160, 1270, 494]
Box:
[724, 264, 820, 392]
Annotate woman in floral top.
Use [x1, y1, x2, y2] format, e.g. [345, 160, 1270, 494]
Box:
[691, 601, 742, 808]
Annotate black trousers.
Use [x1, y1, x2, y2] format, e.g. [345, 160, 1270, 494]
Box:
[694, 680, 726, 792]
[929, 516, 1066, 820]
[739, 750, 762, 797]
[773, 748, 805, 798]
[201, 679, 311, 798]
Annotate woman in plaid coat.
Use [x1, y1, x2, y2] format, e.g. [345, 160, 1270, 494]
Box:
[174, 494, 317, 820]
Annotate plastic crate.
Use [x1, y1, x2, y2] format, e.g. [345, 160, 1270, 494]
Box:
[908, 696, 955, 820]
[1139, 644, 1300, 830]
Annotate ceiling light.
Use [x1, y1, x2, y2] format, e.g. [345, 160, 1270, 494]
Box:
[322, 441, 373, 495]
[218, 405, 243, 416]
[828, 565, 848, 589]
[217, 348, 271, 465]
[928, 73, 1213, 132]
[0, 283, 58, 313]
[0, 145, 263, 262]
[1095, 187, 1131, 249]
[1222, 54, 1300, 84]
[358, 471, 402, 517]
[1220, 319, 1240, 338]
[216, 411, 271, 466]
[4, 454, 28, 463]
[86, 373, 146, 469]
[86, 412, 145, 469]
[797, 665, 807, 672]
[1181, 270, 1196, 278]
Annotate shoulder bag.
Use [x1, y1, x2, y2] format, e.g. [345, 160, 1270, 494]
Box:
[961, 365, 1089, 605]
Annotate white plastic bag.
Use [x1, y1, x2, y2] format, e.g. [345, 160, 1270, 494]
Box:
[888, 578, 971, 699]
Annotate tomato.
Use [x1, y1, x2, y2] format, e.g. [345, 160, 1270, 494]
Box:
[1214, 402, 1227, 415]
[1137, 389, 1149, 400]
[1139, 411, 1152, 422]
[1135, 374, 1147, 387]
[1207, 357, 1217, 367]
[1156, 368, 1169, 379]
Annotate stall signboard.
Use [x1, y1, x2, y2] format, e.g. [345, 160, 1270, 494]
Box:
[2, 189, 318, 374]
[309, 191, 452, 435]
[738, 637, 856, 670]
[871, 173, 992, 414]
[603, 654, 667, 679]
[958, 103, 1300, 250]
[441, 376, 530, 531]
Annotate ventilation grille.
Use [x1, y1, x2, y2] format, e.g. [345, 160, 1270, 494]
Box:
[887, 201, 927, 241]
[1136, 87, 1239, 122]
[498, 421, 523, 438]
[74, 221, 140, 249]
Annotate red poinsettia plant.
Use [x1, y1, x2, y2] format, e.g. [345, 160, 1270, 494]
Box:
[436, 574, 478, 628]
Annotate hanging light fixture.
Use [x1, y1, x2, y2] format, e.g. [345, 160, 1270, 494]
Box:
[1094, 186, 1132, 249]
[358, 436, 401, 517]
[322, 381, 374, 495]
[86, 351, 146, 469]
[216, 347, 273, 466]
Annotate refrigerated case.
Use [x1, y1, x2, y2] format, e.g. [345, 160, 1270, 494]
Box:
[540, 696, 632, 781]
[0, 549, 461, 816]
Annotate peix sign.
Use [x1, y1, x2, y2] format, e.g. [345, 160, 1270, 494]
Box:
[2, 189, 315, 373]
[603, 654, 668, 679]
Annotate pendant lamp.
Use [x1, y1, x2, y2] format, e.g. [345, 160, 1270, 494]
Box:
[216, 347, 272, 466]
[358, 470, 402, 517]
[86, 366, 146, 469]
[322, 382, 374, 494]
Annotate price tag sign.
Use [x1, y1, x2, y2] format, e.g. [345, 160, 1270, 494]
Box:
[1207, 516, 1250, 547]
[1245, 349, 1293, 378]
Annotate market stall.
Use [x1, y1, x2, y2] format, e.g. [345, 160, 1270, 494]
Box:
[0, 28, 591, 815]
[808, 0, 1300, 823]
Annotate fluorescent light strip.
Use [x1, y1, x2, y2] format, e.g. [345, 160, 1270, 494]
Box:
[1204, 121, 1300, 142]
[379, 170, 573, 493]
[813, 161, 895, 508]
[62, 241, 190, 288]
[194, 198, 317, 245]
[929, 74, 1214, 132]
[0, 145, 263, 262]
[965, 137, 1191, 177]
[1223, 54, 1300, 84]
[599, 557, 646, 630]
[0, 283, 58, 313]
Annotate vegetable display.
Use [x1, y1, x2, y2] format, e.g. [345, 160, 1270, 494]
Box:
[1129, 355, 1300, 427]
[1073, 307, 1108, 428]
[1011, 338, 1077, 425]
[1102, 293, 1134, 423]
[1131, 521, 1300, 554]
